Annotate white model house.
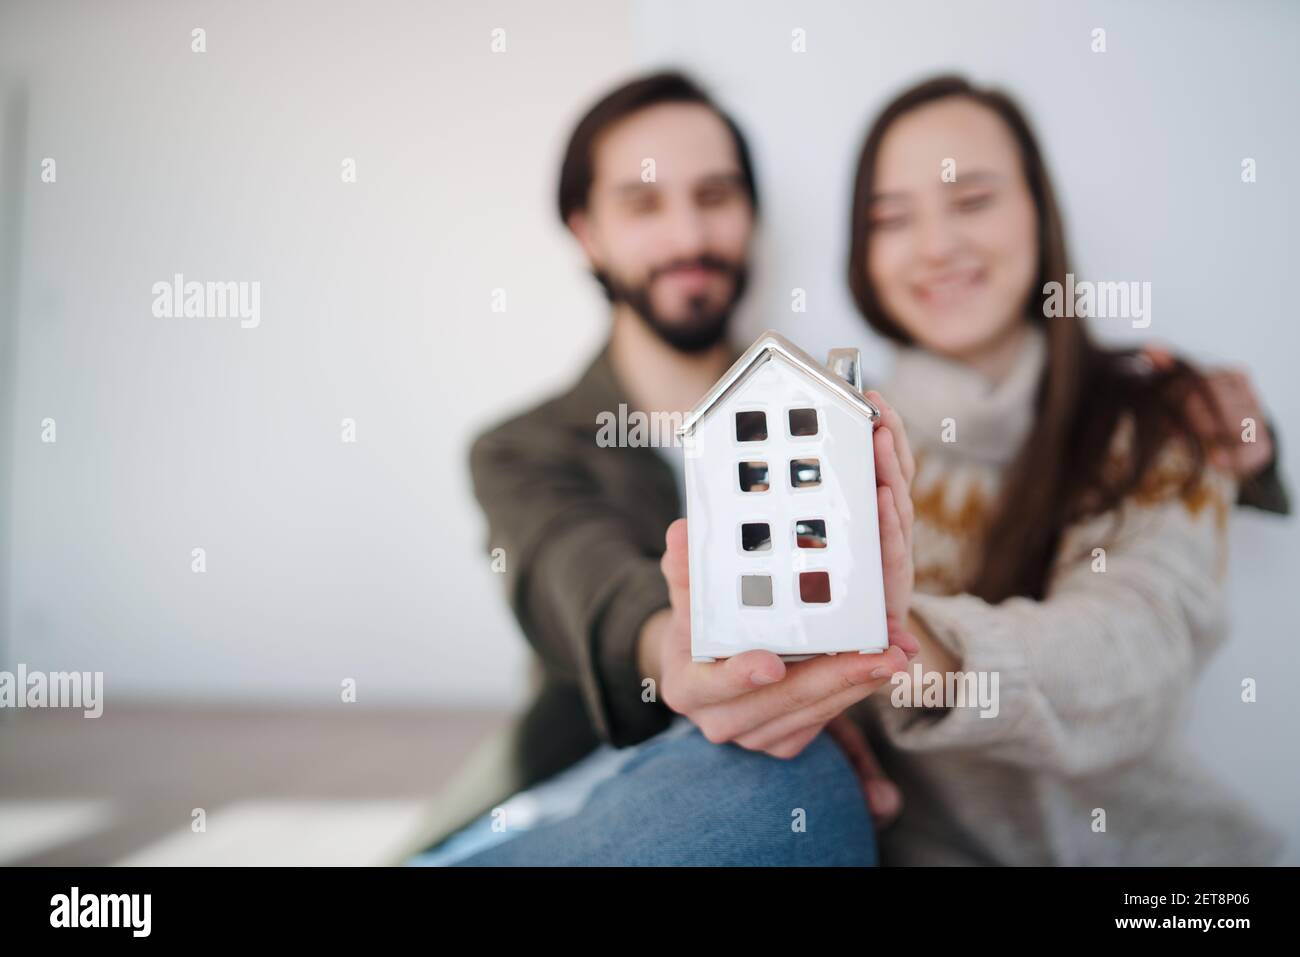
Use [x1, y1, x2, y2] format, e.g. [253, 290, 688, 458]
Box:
[677, 331, 888, 661]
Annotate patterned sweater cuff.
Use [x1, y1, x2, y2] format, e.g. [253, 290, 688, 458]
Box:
[875, 591, 1035, 752]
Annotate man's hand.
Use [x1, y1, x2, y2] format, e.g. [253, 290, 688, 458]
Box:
[1144, 345, 1275, 481]
[647, 518, 916, 757]
[639, 390, 921, 761]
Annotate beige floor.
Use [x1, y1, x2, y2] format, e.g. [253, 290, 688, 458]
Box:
[0, 705, 510, 865]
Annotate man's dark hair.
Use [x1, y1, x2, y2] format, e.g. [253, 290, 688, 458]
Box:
[557, 70, 759, 225]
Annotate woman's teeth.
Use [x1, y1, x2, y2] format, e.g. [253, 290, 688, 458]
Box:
[918, 271, 981, 304]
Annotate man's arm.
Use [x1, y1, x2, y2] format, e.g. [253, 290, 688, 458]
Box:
[1199, 369, 1289, 514]
[1235, 419, 1289, 514]
[636, 608, 671, 688]
[469, 420, 674, 748]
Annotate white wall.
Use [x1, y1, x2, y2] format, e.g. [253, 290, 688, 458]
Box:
[628, 0, 1299, 858]
[2, 0, 1296, 855]
[1, 0, 633, 707]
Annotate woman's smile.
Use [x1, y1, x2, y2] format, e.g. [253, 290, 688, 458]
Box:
[911, 266, 987, 310]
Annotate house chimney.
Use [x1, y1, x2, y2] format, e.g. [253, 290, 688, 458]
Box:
[827, 348, 862, 392]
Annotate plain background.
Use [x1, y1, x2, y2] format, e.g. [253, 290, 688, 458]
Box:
[2, 1, 1296, 858]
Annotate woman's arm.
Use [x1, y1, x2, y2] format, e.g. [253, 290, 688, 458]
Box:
[875, 454, 1237, 777]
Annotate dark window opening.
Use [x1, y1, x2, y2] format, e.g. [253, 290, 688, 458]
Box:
[790, 458, 821, 488]
[735, 411, 768, 443]
[739, 461, 770, 492]
[788, 408, 819, 437]
[741, 522, 772, 552]
[795, 519, 827, 548]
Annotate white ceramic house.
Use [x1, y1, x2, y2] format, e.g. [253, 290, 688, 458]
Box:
[677, 331, 888, 662]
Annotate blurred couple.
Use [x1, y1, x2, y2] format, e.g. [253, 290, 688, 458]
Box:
[410, 71, 1287, 867]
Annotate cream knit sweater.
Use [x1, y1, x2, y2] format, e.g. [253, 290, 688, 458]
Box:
[852, 324, 1282, 866]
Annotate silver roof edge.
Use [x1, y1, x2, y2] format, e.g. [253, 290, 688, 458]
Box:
[676, 330, 879, 438]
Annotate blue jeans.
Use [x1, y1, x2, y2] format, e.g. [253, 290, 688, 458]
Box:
[411, 719, 877, 866]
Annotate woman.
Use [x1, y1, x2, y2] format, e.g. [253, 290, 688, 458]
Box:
[814, 74, 1280, 865]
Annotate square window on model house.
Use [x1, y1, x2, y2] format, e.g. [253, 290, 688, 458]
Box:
[735, 410, 767, 443]
[741, 574, 773, 607]
[799, 571, 831, 604]
[738, 461, 770, 492]
[795, 519, 827, 548]
[741, 522, 772, 552]
[788, 407, 819, 437]
[789, 458, 821, 488]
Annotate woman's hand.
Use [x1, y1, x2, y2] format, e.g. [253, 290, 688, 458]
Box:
[825, 713, 904, 828]
[867, 389, 917, 633]
[865, 389, 961, 679]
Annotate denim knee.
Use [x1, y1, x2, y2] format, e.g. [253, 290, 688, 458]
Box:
[452, 724, 878, 866]
[602, 725, 878, 866]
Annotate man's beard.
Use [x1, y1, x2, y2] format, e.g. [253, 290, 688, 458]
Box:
[598, 255, 748, 354]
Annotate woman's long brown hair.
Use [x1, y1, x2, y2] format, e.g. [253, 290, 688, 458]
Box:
[848, 76, 1220, 604]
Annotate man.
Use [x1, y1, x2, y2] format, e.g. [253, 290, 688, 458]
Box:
[408, 71, 1289, 859]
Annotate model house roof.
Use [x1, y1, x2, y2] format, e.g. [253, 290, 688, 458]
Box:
[677, 330, 881, 438]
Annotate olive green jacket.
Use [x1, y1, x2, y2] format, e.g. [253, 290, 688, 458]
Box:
[399, 346, 678, 859]
[397, 345, 1290, 861]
